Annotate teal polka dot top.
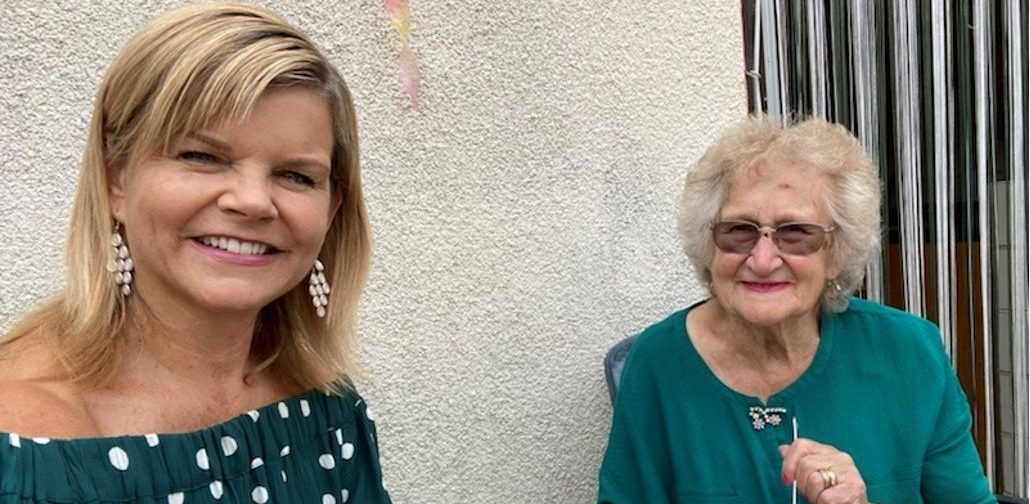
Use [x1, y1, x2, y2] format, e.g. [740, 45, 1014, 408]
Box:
[0, 388, 392, 503]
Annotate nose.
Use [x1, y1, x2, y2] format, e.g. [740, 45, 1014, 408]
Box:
[745, 233, 784, 274]
[216, 170, 278, 220]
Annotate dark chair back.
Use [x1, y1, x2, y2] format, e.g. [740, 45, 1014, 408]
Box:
[603, 334, 639, 404]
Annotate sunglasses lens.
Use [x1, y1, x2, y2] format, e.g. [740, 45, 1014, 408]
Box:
[712, 222, 828, 255]
[713, 222, 759, 253]
[775, 223, 825, 255]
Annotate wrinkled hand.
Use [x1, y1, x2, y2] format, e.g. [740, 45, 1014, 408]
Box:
[780, 439, 868, 504]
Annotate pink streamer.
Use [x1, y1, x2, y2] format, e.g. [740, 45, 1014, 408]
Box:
[386, 0, 420, 108]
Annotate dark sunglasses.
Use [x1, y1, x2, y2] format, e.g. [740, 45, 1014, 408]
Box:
[711, 220, 835, 256]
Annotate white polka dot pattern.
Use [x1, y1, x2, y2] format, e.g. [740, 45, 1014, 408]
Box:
[221, 435, 238, 456]
[3, 390, 390, 503]
[210, 480, 224, 499]
[252, 485, 269, 503]
[108, 447, 129, 471]
[318, 453, 336, 469]
[196, 448, 210, 470]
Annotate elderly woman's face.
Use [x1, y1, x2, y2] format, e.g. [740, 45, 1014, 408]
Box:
[108, 87, 337, 317]
[708, 162, 839, 328]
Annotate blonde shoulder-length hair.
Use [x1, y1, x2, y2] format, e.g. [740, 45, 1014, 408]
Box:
[2, 3, 370, 392]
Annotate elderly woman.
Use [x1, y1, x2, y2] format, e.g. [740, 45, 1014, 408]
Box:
[0, 4, 389, 502]
[598, 117, 993, 503]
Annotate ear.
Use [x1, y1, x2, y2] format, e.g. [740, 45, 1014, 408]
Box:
[827, 262, 841, 282]
[329, 187, 344, 223]
[824, 237, 841, 279]
[108, 161, 128, 222]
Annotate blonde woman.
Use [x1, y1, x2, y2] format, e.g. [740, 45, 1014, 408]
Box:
[598, 117, 992, 503]
[0, 4, 390, 502]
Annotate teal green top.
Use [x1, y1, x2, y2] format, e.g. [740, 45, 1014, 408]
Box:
[598, 298, 993, 503]
[0, 388, 391, 503]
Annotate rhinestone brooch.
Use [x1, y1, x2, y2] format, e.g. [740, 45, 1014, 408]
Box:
[748, 406, 787, 431]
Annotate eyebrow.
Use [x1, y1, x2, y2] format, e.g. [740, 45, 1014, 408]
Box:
[186, 132, 231, 151]
[719, 214, 819, 226]
[279, 156, 332, 174]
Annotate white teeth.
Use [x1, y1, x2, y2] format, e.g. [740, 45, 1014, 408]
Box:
[199, 236, 269, 255]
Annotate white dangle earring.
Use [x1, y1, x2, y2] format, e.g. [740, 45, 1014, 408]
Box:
[106, 224, 134, 297]
[309, 259, 330, 318]
[828, 278, 844, 296]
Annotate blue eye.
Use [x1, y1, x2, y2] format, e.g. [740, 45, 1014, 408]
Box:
[178, 151, 219, 164]
[281, 170, 316, 187]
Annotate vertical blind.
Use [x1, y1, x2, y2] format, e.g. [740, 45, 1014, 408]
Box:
[742, 0, 1028, 497]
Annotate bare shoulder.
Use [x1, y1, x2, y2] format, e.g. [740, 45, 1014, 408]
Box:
[0, 379, 100, 438]
[0, 336, 99, 439]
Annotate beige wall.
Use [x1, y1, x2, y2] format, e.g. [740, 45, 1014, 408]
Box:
[0, 1, 744, 501]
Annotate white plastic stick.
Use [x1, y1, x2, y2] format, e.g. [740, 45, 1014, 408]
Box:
[792, 416, 798, 504]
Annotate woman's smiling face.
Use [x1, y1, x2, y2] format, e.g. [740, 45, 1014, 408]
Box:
[707, 161, 839, 329]
[109, 87, 337, 318]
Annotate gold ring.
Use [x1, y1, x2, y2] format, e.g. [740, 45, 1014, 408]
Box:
[818, 468, 839, 488]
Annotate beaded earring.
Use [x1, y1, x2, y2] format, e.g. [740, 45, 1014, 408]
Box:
[106, 225, 134, 297]
[309, 259, 330, 318]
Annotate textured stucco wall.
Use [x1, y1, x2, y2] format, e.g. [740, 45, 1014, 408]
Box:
[0, 1, 744, 501]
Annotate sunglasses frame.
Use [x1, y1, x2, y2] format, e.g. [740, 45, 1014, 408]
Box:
[710, 220, 836, 256]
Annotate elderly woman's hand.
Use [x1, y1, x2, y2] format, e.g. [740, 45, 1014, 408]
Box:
[780, 439, 868, 504]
